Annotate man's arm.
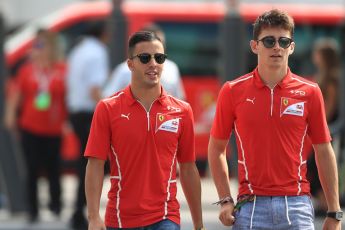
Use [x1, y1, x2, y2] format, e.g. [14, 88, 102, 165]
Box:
[179, 162, 204, 229]
[208, 136, 235, 226]
[90, 86, 104, 103]
[313, 142, 342, 230]
[3, 84, 20, 130]
[85, 157, 106, 230]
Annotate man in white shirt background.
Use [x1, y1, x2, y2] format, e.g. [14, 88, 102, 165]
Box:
[66, 20, 109, 230]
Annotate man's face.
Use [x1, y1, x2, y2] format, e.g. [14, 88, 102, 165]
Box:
[127, 40, 165, 89]
[250, 27, 295, 69]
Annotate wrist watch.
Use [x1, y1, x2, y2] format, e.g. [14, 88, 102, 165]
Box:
[326, 211, 343, 221]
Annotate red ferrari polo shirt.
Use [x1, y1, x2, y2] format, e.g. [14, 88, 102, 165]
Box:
[15, 62, 67, 135]
[85, 86, 195, 228]
[211, 67, 331, 197]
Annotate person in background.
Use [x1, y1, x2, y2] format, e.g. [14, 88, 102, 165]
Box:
[312, 38, 340, 123]
[66, 20, 109, 230]
[85, 31, 205, 230]
[102, 23, 185, 100]
[4, 29, 66, 222]
[307, 37, 341, 215]
[208, 9, 342, 229]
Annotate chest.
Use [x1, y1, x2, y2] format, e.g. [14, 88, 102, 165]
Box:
[234, 87, 309, 129]
[23, 69, 65, 94]
[110, 104, 183, 150]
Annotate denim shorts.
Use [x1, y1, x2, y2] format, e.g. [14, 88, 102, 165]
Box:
[106, 219, 180, 230]
[233, 195, 314, 230]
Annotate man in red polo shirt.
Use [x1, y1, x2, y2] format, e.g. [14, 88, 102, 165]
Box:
[84, 31, 205, 230]
[208, 9, 342, 229]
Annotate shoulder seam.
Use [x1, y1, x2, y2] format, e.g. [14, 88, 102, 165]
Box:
[229, 75, 253, 86]
[291, 76, 317, 88]
[167, 95, 189, 106]
[103, 91, 124, 102]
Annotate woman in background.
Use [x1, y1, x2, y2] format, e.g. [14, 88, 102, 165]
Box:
[312, 38, 340, 122]
[308, 37, 341, 215]
[4, 29, 67, 222]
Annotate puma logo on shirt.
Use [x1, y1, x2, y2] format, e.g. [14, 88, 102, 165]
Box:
[246, 97, 255, 104]
[121, 113, 130, 120]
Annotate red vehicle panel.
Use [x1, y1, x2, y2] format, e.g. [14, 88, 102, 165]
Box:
[5, 1, 345, 162]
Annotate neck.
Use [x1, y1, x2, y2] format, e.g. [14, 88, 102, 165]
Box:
[257, 65, 288, 88]
[130, 83, 161, 110]
[36, 59, 53, 69]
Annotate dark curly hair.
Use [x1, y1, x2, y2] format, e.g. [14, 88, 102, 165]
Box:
[253, 9, 294, 40]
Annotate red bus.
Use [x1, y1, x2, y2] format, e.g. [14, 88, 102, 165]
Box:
[5, 0, 345, 170]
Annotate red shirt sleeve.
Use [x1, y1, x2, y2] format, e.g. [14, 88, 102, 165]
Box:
[210, 82, 235, 140]
[84, 100, 112, 160]
[177, 104, 195, 163]
[14, 63, 31, 92]
[307, 86, 331, 144]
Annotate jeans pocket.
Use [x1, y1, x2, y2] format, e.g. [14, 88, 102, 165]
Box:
[307, 196, 315, 220]
[233, 202, 252, 229]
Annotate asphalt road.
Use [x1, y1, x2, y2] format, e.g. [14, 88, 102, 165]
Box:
[0, 175, 343, 230]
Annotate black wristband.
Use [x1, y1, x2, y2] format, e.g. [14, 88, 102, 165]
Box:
[326, 211, 343, 221]
[213, 196, 234, 206]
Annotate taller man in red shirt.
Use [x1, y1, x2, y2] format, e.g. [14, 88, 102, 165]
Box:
[84, 31, 205, 229]
[208, 9, 342, 229]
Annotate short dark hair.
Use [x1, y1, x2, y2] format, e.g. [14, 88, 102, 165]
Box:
[128, 31, 162, 57]
[253, 9, 294, 40]
[85, 20, 107, 38]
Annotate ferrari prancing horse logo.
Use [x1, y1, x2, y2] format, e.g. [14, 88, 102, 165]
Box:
[156, 113, 180, 133]
[280, 97, 305, 117]
[283, 98, 289, 106]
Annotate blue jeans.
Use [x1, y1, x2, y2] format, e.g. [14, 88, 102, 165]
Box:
[107, 219, 180, 230]
[233, 195, 314, 230]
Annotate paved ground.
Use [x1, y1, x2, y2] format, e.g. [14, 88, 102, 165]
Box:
[0, 175, 343, 229]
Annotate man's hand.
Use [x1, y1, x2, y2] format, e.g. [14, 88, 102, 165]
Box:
[219, 202, 235, 226]
[88, 215, 106, 230]
[322, 217, 341, 230]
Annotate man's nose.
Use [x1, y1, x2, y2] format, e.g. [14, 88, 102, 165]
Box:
[148, 56, 158, 65]
[273, 40, 281, 49]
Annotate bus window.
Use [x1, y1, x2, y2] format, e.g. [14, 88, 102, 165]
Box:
[157, 22, 220, 77]
[246, 23, 342, 78]
[59, 21, 100, 56]
[291, 24, 342, 76]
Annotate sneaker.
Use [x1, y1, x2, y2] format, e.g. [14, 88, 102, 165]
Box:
[28, 213, 38, 223]
[70, 211, 88, 230]
[48, 203, 61, 217]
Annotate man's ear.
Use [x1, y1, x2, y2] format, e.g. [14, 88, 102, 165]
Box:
[250, 40, 258, 54]
[127, 59, 134, 71]
[288, 42, 295, 55]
